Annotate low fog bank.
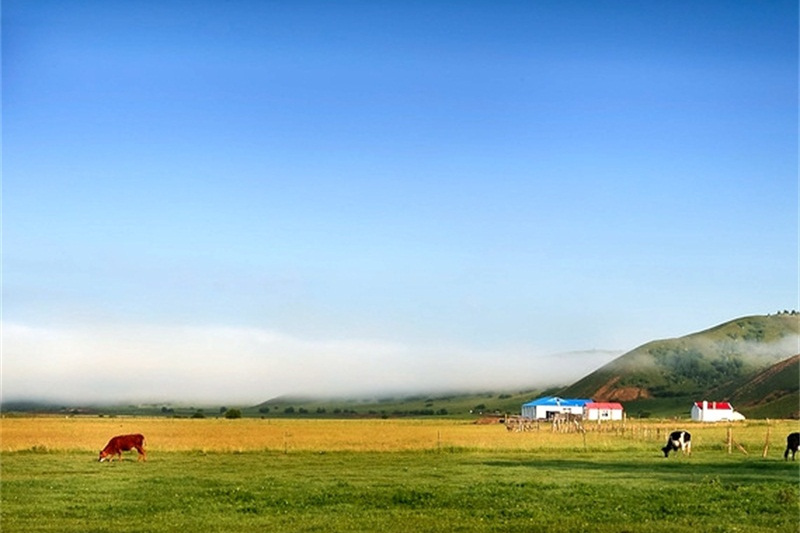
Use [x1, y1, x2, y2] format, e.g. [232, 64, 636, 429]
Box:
[728, 335, 800, 363]
[2, 323, 621, 405]
[656, 334, 800, 365]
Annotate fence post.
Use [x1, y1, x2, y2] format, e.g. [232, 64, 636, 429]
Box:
[762, 422, 771, 459]
[727, 427, 732, 455]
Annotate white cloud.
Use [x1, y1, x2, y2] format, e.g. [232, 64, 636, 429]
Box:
[1, 321, 618, 405]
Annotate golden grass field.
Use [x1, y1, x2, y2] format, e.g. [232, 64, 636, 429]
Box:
[2, 416, 798, 456]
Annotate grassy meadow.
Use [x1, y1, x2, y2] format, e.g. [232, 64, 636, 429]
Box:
[2, 417, 798, 532]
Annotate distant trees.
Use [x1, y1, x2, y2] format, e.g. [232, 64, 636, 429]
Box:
[650, 346, 745, 388]
[223, 408, 242, 419]
[253, 405, 451, 418]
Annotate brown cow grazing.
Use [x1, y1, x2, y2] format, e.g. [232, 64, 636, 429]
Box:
[99, 434, 146, 462]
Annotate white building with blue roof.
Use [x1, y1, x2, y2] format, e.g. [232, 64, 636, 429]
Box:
[521, 396, 593, 420]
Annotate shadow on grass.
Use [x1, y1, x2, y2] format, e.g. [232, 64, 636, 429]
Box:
[482, 455, 799, 484]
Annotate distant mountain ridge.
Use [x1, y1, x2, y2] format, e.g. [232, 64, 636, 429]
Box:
[559, 314, 799, 418]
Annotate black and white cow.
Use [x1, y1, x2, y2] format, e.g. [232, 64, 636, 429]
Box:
[662, 430, 691, 457]
[784, 432, 799, 461]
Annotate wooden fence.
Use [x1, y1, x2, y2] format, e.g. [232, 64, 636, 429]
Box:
[503, 414, 792, 457]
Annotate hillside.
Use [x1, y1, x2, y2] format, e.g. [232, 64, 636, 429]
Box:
[558, 313, 799, 417]
[249, 388, 560, 419]
[724, 354, 799, 419]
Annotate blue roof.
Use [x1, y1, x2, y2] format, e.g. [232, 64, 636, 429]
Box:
[522, 396, 593, 407]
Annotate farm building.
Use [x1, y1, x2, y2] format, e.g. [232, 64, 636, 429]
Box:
[521, 397, 592, 420]
[690, 401, 745, 422]
[584, 402, 624, 421]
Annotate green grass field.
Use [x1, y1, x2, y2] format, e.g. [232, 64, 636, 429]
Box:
[2, 418, 798, 532]
[3, 450, 798, 532]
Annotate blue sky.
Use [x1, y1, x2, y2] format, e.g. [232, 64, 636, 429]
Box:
[3, 1, 798, 404]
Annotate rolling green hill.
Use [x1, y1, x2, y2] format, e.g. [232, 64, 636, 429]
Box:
[558, 313, 799, 418]
[248, 388, 560, 419]
[722, 354, 799, 419]
[250, 315, 798, 420]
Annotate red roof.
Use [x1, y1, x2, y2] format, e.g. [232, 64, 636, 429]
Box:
[585, 402, 623, 410]
[694, 401, 732, 410]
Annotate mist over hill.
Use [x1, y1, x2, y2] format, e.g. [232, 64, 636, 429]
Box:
[559, 313, 799, 418]
[4, 314, 796, 419]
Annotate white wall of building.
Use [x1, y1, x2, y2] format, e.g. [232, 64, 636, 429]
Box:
[585, 407, 623, 421]
[691, 401, 745, 422]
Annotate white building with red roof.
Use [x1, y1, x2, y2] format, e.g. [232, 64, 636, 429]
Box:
[583, 402, 624, 421]
[690, 400, 746, 422]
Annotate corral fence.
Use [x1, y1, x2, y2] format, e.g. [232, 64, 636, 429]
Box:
[505, 413, 634, 434]
[502, 413, 791, 456]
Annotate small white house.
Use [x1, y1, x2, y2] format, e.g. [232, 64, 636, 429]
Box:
[584, 402, 624, 421]
[521, 397, 592, 420]
[690, 401, 746, 422]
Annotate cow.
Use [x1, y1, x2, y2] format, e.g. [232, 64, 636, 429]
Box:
[99, 434, 146, 462]
[662, 430, 691, 457]
[784, 432, 799, 461]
